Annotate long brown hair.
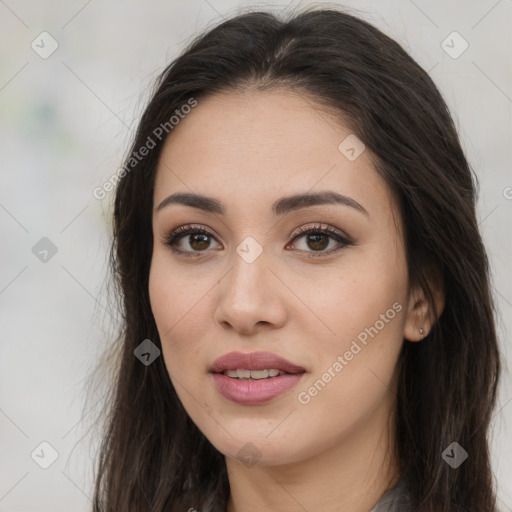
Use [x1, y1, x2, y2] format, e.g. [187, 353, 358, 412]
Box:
[88, 6, 502, 511]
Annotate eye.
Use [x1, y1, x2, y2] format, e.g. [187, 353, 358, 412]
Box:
[287, 223, 353, 258]
[163, 223, 353, 258]
[164, 224, 222, 256]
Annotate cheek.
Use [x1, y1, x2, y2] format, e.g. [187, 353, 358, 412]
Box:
[297, 247, 408, 429]
[148, 254, 209, 374]
[148, 255, 225, 440]
[292, 271, 407, 451]
[304, 247, 407, 351]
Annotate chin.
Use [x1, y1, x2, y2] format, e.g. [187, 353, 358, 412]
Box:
[202, 427, 310, 468]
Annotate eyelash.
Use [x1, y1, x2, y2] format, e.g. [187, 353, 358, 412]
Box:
[163, 223, 353, 259]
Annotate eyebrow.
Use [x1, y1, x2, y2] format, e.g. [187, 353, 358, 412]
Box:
[156, 190, 369, 217]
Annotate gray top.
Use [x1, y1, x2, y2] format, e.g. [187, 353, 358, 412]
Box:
[368, 476, 411, 512]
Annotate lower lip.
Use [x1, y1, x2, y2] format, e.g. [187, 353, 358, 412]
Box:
[211, 372, 306, 405]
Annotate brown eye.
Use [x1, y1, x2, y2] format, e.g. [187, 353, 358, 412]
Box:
[165, 225, 221, 256]
[303, 233, 330, 251]
[164, 223, 353, 258]
[187, 233, 211, 251]
[288, 224, 353, 258]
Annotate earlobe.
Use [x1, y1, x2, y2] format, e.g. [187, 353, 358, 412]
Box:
[403, 286, 430, 342]
[403, 277, 445, 342]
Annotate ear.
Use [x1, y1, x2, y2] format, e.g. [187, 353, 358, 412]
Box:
[404, 268, 445, 342]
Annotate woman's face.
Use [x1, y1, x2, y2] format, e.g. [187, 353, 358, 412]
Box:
[149, 89, 414, 466]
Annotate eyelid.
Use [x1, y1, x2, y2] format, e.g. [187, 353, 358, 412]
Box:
[163, 222, 353, 257]
[289, 222, 349, 240]
[162, 224, 221, 251]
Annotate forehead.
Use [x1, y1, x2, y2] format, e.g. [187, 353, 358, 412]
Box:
[153, 89, 393, 218]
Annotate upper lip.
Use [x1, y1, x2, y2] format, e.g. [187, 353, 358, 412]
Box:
[210, 351, 306, 374]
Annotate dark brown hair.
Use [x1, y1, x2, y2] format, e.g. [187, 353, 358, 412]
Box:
[88, 5, 502, 511]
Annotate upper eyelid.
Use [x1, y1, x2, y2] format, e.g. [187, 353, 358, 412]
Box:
[292, 223, 348, 238]
[167, 223, 348, 240]
[165, 223, 351, 250]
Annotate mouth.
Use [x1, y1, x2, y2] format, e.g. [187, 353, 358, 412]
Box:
[209, 351, 307, 405]
[220, 368, 298, 380]
[210, 350, 306, 374]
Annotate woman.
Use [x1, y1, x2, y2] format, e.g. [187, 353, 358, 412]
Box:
[90, 6, 502, 511]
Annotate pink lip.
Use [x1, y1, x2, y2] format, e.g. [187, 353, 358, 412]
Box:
[209, 351, 306, 405]
[210, 351, 306, 374]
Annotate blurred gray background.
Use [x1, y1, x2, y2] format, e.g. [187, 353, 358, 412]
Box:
[0, 1, 511, 510]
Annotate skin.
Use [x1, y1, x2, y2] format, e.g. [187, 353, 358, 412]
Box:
[149, 89, 444, 512]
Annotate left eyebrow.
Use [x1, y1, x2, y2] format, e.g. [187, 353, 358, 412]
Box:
[155, 190, 369, 217]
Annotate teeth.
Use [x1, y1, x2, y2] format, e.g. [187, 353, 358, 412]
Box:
[250, 369, 269, 379]
[223, 368, 285, 379]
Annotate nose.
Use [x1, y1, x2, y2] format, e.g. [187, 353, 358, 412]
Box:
[213, 247, 287, 336]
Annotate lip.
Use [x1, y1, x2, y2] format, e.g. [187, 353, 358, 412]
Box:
[210, 351, 306, 405]
[210, 351, 306, 374]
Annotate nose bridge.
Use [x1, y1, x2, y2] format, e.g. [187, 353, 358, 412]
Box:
[214, 236, 286, 331]
[227, 236, 270, 303]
